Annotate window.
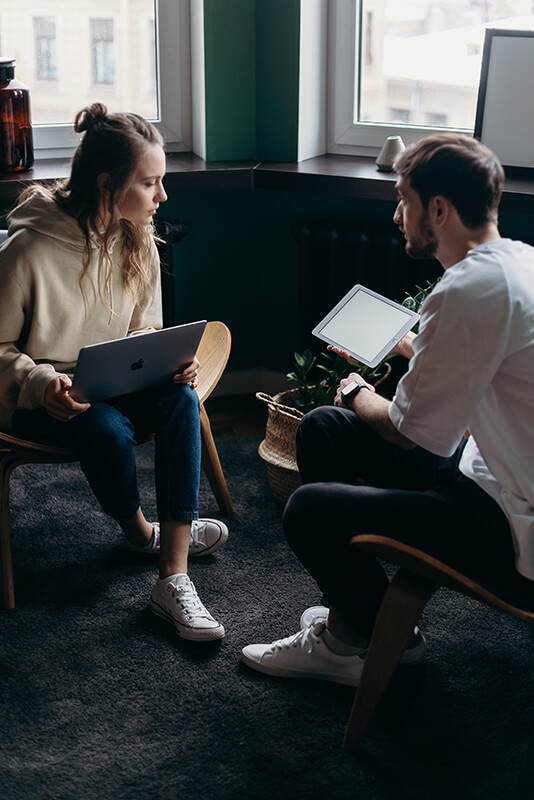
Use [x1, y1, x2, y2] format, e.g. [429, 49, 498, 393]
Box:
[389, 108, 411, 124]
[34, 17, 57, 81]
[91, 19, 115, 86]
[426, 111, 448, 127]
[0, 0, 191, 157]
[329, 0, 534, 155]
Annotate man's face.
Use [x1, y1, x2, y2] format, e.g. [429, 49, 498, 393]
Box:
[393, 175, 438, 260]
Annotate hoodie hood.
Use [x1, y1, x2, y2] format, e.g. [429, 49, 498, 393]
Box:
[7, 187, 86, 252]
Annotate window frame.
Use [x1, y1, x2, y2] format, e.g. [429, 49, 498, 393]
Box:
[33, 0, 191, 158]
[328, 0, 459, 157]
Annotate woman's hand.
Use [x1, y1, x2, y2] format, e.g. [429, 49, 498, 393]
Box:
[173, 356, 200, 390]
[44, 376, 91, 422]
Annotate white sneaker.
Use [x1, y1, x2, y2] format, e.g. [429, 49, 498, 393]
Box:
[149, 573, 225, 641]
[299, 606, 427, 666]
[188, 519, 229, 557]
[241, 621, 366, 686]
[124, 519, 228, 558]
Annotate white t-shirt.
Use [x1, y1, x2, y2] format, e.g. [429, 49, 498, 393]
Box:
[388, 239, 534, 580]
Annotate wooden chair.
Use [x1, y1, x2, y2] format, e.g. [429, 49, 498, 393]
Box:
[0, 320, 233, 610]
[343, 534, 534, 750]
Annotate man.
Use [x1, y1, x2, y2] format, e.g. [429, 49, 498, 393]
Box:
[241, 133, 534, 685]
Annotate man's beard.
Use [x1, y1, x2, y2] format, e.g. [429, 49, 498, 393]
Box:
[405, 215, 438, 260]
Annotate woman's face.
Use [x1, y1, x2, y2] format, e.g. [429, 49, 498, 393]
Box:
[116, 143, 167, 225]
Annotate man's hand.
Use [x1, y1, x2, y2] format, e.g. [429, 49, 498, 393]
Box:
[327, 344, 353, 361]
[391, 331, 416, 359]
[44, 376, 91, 422]
[173, 356, 200, 390]
[334, 372, 375, 407]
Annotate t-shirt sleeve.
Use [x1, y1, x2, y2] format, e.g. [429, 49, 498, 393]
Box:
[388, 266, 511, 457]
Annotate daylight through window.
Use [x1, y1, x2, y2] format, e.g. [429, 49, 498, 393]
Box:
[358, 0, 534, 131]
[0, 0, 159, 126]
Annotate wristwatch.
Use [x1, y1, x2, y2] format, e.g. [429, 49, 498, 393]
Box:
[341, 380, 371, 407]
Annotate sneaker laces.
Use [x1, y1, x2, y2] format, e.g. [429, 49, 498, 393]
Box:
[189, 520, 206, 552]
[270, 621, 325, 655]
[169, 578, 212, 621]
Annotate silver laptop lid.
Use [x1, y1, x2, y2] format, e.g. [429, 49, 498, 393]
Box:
[70, 320, 207, 403]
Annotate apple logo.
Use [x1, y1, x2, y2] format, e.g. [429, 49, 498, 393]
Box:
[130, 358, 144, 371]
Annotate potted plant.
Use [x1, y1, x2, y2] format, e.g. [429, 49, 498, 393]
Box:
[257, 279, 439, 505]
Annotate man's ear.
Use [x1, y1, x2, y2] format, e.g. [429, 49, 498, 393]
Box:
[430, 195, 448, 225]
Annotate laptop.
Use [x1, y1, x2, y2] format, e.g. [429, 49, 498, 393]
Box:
[70, 320, 207, 403]
[312, 284, 420, 368]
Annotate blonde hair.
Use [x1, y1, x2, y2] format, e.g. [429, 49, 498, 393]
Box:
[22, 103, 164, 312]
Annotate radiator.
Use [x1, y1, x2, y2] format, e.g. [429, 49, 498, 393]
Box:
[291, 218, 442, 351]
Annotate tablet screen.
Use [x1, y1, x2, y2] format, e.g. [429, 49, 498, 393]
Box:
[312, 285, 419, 368]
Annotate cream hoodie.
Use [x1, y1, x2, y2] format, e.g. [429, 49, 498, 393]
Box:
[0, 189, 162, 429]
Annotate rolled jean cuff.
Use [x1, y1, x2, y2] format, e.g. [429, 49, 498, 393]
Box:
[159, 511, 199, 523]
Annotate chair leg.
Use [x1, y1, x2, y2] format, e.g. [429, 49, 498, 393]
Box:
[343, 569, 436, 750]
[200, 404, 234, 516]
[0, 454, 16, 610]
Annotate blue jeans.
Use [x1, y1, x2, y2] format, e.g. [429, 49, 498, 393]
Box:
[12, 382, 201, 522]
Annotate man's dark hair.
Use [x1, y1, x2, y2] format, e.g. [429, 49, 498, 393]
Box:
[394, 133, 505, 228]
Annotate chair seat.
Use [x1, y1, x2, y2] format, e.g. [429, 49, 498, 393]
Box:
[352, 534, 534, 618]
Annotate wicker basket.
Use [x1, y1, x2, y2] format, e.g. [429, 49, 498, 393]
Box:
[256, 364, 392, 506]
[256, 389, 304, 506]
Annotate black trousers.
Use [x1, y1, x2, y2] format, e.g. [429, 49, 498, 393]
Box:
[282, 405, 515, 638]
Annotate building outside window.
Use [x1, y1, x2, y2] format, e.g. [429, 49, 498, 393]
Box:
[0, 0, 190, 156]
[426, 111, 448, 127]
[330, 0, 534, 154]
[34, 17, 57, 81]
[91, 19, 115, 86]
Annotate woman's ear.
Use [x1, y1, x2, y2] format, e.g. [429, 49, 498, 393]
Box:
[97, 172, 112, 198]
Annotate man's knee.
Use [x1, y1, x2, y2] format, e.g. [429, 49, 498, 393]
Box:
[283, 483, 333, 554]
[296, 404, 350, 455]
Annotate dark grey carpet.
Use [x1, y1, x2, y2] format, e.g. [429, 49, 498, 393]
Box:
[1, 436, 533, 800]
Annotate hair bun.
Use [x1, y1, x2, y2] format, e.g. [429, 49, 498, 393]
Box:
[74, 103, 109, 133]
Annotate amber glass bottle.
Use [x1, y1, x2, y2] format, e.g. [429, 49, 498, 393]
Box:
[0, 58, 34, 173]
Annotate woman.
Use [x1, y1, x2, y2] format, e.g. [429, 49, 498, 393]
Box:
[0, 103, 227, 641]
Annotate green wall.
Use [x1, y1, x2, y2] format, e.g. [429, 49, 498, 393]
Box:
[159, 187, 402, 375]
[160, 182, 534, 377]
[202, 0, 301, 162]
[203, 0, 256, 160]
[255, 0, 300, 161]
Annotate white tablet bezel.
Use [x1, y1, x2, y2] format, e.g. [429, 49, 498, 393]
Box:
[312, 284, 420, 368]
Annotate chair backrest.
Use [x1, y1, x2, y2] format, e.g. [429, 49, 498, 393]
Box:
[195, 321, 231, 404]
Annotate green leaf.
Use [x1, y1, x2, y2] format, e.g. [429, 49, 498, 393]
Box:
[294, 352, 305, 369]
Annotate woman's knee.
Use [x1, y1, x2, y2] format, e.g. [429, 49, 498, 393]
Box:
[158, 383, 200, 424]
[75, 402, 136, 452]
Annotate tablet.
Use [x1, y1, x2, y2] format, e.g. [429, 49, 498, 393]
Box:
[312, 284, 419, 368]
